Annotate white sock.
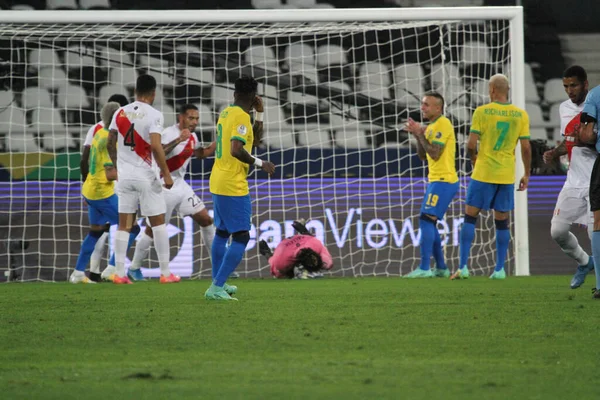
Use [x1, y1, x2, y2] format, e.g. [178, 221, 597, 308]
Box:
[90, 232, 108, 274]
[114, 230, 130, 277]
[130, 232, 153, 271]
[152, 224, 171, 277]
[200, 224, 216, 260]
[551, 220, 589, 266]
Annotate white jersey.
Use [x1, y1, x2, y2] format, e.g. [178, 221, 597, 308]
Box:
[83, 121, 104, 147]
[109, 101, 164, 181]
[162, 124, 202, 182]
[559, 99, 597, 188]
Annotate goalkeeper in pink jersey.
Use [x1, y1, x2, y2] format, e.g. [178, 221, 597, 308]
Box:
[259, 220, 333, 279]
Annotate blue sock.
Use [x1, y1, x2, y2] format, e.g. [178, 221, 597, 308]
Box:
[495, 219, 510, 272]
[107, 225, 140, 267]
[419, 216, 435, 271]
[432, 227, 447, 270]
[214, 233, 249, 287]
[592, 231, 600, 290]
[459, 215, 477, 270]
[211, 229, 229, 279]
[75, 230, 103, 272]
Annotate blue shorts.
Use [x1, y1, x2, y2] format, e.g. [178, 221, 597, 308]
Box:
[420, 181, 459, 219]
[466, 179, 514, 212]
[85, 194, 119, 226]
[212, 194, 252, 234]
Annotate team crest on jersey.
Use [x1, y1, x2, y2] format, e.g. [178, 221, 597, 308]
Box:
[436, 132, 442, 139]
[237, 124, 248, 135]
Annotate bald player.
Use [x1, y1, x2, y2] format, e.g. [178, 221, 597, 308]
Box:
[451, 74, 532, 280]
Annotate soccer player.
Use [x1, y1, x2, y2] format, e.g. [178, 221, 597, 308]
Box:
[258, 219, 333, 279]
[577, 82, 600, 298]
[80, 94, 129, 282]
[204, 75, 275, 300]
[403, 91, 459, 278]
[543, 66, 595, 288]
[127, 104, 217, 281]
[107, 74, 178, 285]
[451, 74, 531, 280]
[69, 102, 140, 284]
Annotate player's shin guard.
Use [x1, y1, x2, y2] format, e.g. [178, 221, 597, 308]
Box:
[551, 220, 590, 266]
[129, 232, 153, 271]
[200, 224, 216, 260]
[494, 219, 510, 272]
[459, 215, 477, 270]
[114, 230, 130, 277]
[211, 229, 229, 279]
[152, 224, 171, 277]
[89, 231, 108, 274]
[75, 230, 104, 272]
[432, 227, 447, 269]
[418, 215, 435, 271]
[214, 232, 249, 287]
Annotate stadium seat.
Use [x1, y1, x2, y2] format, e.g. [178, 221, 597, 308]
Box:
[258, 83, 279, 102]
[56, 85, 90, 109]
[324, 80, 351, 103]
[64, 46, 96, 70]
[430, 63, 461, 90]
[22, 87, 54, 109]
[469, 78, 489, 106]
[551, 128, 561, 143]
[524, 63, 540, 103]
[316, 45, 348, 67]
[79, 0, 111, 9]
[37, 68, 68, 90]
[31, 108, 64, 135]
[41, 133, 76, 152]
[297, 124, 333, 149]
[549, 102, 561, 124]
[212, 84, 235, 111]
[359, 85, 390, 100]
[288, 90, 319, 107]
[184, 67, 214, 86]
[162, 104, 177, 128]
[358, 62, 392, 87]
[544, 78, 566, 104]
[154, 69, 177, 88]
[251, 0, 283, 8]
[461, 41, 492, 65]
[11, 4, 35, 10]
[100, 46, 132, 68]
[526, 103, 545, 128]
[334, 122, 369, 149]
[28, 48, 61, 71]
[137, 55, 170, 70]
[196, 104, 216, 129]
[393, 64, 424, 104]
[262, 127, 296, 149]
[284, 43, 316, 70]
[446, 104, 473, 124]
[109, 67, 138, 88]
[0, 90, 15, 109]
[288, 0, 316, 6]
[445, 83, 468, 105]
[529, 128, 549, 141]
[244, 45, 279, 71]
[394, 87, 421, 108]
[0, 107, 27, 134]
[46, 0, 77, 9]
[98, 84, 129, 105]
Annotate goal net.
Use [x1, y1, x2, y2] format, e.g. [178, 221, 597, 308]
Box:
[0, 8, 526, 281]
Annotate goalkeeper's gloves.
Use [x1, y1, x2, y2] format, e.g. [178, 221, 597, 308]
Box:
[292, 219, 312, 236]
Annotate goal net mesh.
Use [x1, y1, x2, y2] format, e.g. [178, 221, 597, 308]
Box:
[0, 17, 513, 281]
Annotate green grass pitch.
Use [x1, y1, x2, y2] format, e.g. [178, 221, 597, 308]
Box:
[0, 276, 597, 400]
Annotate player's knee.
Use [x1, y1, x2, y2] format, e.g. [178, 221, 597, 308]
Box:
[419, 213, 437, 223]
[89, 230, 104, 239]
[494, 219, 509, 231]
[216, 229, 229, 239]
[144, 225, 153, 237]
[231, 231, 250, 246]
[463, 215, 477, 225]
[550, 221, 570, 245]
[130, 224, 141, 236]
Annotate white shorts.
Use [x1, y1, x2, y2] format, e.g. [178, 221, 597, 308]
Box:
[162, 180, 206, 222]
[117, 177, 166, 217]
[552, 185, 592, 226]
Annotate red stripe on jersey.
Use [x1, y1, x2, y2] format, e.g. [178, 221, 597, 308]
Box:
[115, 110, 152, 166]
[166, 135, 196, 172]
[92, 122, 103, 137]
[564, 112, 582, 160]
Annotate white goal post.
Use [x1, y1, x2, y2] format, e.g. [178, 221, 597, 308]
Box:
[0, 6, 529, 280]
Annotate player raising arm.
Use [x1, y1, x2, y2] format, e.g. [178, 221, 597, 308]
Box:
[70, 102, 140, 284]
[107, 74, 178, 285]
[543, 66, 595, 288]
[451, 74, 531, 280]
[204, 75, 275, 301]
[403, 91, 459, 278]
[127, 104, 217, 281]
[577, 82, 600, 298]
[258, 219, 333, 279]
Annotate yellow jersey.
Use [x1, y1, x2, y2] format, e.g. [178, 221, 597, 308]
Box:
[209, 105, 254, 196]
[470, 102, 530, 184]
[82, 127, 115, 200]
[425, 115, 458, 184]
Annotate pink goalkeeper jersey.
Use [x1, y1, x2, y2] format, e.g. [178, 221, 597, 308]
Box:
[269, 235, 333, 278]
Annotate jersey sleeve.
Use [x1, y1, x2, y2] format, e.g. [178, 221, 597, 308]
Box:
[431, 119, 454, 147]
[469, 107, 482, 135]
[519, 110, 531, 139]
[149, 111, 164, 135]
[583, 89, 600, 120]
[83, 124, 95, 147]
[558, 102, 568, 136]
[230, 113, 252, 145]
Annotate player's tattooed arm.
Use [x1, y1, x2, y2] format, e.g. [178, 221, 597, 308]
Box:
[163, 129, 191, 155]
[107, 129, 118, 167]
[466, 133, 479, 167]
[195, 141, 216, 159]
[412, 132, 443, 161]
[543, 140, 567, 164]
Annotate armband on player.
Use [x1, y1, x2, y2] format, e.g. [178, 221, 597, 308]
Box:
[580, 112, 597, 125]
